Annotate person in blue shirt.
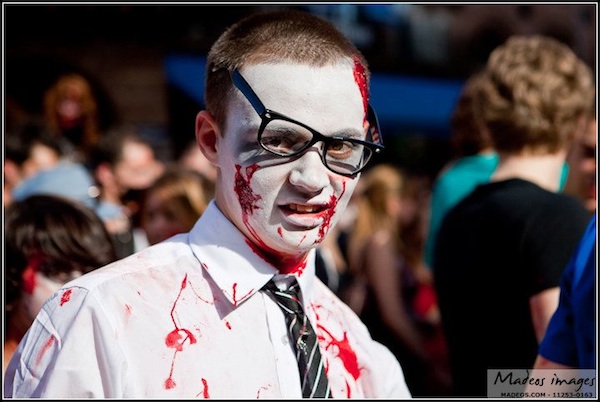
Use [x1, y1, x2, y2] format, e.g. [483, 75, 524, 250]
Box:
[531, 213, 596, 370]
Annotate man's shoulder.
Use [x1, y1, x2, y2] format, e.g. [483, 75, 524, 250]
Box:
[40, 237, 205, 326]
[67, 235, 198, 292]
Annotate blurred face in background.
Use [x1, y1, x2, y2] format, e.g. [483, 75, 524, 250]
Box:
[564, 116, 597, 212]
[111, 139, 165, 220]
[21, 142, 61, 178]
[141, 168, 208, 245]
[50, 75, 96, 131]
[180, 142, 218, 184]
[142, 192, 195, 245]
[56, 90, 84, 129]
[114, 140, 165, 194]
[4, 142, 61, 208]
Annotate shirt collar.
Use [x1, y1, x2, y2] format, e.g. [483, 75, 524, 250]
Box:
[188, 201, 317, 307]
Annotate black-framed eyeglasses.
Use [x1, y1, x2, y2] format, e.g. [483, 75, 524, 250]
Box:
[231, 68, 384, 176]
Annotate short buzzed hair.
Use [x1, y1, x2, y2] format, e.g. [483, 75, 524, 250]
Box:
[204, 9, 370, 129]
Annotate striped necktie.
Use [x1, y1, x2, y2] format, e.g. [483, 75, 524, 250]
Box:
[263, 278, 331, 398]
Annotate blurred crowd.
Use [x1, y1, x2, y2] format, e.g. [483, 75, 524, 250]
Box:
[4, 30, 596, 398]
[4, 71, 217, 373]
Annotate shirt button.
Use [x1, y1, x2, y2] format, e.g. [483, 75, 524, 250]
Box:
[281, 335, 288, 345]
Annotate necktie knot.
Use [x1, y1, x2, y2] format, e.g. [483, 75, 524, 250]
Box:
[263, 279, 303, 316]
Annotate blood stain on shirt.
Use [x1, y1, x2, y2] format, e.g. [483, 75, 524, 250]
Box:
[188, 280, 215, 305]
[165, 376, 176, 390]
[224, 282, 253, 307]
[124, 303, 132, 324]
[197, 378, 210, 398]
[163, 274, 198, 389]
[60, 289, 73, 306]
[318, 325, 361, 380]
[35, 335, 55, 369]
[345, 378, 352, 398]
[256, 385, 271, 398]
[166, 274, 198, 350]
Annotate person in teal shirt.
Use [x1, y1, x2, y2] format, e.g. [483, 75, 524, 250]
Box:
[424, 72, 496, 268]
[425, 152, 498, 268]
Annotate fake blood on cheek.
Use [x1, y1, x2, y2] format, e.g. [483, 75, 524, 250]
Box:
[234, 163, 314, 274]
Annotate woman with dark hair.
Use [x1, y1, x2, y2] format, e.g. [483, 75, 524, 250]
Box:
[4, 195, 118, 374]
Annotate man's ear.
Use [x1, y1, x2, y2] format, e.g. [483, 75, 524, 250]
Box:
[195, 110, 220, 164]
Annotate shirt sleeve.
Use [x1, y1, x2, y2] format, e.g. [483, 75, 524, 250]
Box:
[538, 214, 596, 367]
[537, 256, 577, 366]
[4, 286, 127, 398]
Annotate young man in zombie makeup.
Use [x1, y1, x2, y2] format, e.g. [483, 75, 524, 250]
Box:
[4, 10, 412, 399]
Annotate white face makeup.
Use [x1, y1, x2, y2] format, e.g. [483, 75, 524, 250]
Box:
[215, 63, 366, 267]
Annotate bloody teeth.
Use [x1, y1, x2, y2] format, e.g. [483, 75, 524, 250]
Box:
[289, 204, 318, 213]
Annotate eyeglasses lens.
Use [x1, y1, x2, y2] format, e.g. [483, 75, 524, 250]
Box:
[260, 118, 373, 175]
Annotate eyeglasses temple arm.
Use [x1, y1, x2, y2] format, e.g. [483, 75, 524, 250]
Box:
[367, 104, 384, 147]
[232, 69, 267, 115]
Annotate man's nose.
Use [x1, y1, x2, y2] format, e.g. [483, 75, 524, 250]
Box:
[288, 148, 329, 193]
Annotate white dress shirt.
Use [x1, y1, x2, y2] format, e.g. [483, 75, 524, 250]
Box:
[4, 201, 411, 399]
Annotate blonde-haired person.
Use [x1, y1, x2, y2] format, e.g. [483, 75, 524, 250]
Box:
[346, 163, 451, 397]
[432, 35, 595, 397]
[425, 68, 573, 271]
[141, 166, 209, 245]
